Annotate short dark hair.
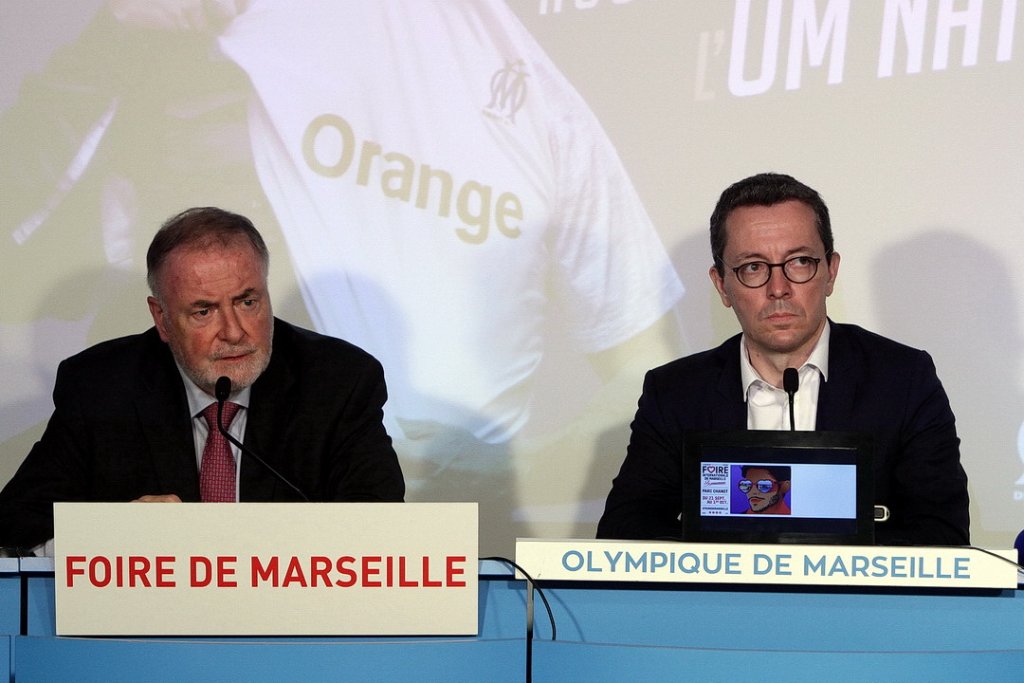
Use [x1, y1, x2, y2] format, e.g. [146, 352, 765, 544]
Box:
[710, 173, 833, 274]
[741, 465, 791, 482]
[147, 207, 269, 297]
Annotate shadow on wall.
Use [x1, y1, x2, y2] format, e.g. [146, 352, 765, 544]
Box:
[672, 229, 738, 353]
[871, 230, 1024, 543]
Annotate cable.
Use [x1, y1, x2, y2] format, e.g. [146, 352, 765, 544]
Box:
[481, 556, 557, 640]
[963, 544, 1024, 582]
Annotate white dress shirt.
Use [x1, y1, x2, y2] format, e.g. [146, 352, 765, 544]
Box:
[178, 368, 252, 502]
[740, 324, 830, 431]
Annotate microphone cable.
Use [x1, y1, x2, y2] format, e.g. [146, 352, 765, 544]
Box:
[783, 367, 799, 431]
[215, 376, 309, 502]
[481, 555, 557, 683]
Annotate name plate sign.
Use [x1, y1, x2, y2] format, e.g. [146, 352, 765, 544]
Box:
[515, 539, 1018, 589]
[54, 502, 477, 636]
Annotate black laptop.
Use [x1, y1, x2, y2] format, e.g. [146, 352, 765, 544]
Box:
[681, 430, 874, 545]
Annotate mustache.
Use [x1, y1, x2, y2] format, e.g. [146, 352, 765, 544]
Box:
[211, 345, 259, 360]
[759, 303, 800, 320]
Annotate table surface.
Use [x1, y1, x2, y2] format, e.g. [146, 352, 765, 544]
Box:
[4, 558, 1023, 682]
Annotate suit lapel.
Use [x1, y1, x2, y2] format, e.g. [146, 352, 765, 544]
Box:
[240, 320, 296, 501]
[815, 321, 860, 430]
[712, 334, 747, 429]
[135, 331, 201, 500]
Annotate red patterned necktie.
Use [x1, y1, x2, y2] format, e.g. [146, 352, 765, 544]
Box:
[200, 402, 241, 503]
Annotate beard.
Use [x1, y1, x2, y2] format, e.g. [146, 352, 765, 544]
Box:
[171, 336, 273, 397]
[750, 492, 780, 513]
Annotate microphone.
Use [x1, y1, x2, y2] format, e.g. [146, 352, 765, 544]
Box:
[783, 367, 799, 432]
[214, 376, 310, 502]
[215, 375, 232, 403]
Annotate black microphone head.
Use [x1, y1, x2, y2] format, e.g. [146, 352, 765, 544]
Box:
[215, 376, 232, 402]
[783, 367, 799, 394]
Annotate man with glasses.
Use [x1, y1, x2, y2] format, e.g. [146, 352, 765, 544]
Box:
[597, 173, 969, 545]
[738, 466, 791, 515]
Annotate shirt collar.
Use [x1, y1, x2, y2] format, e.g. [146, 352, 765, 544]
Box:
[175, 364, 252, 418]
[739, 321, 831, 400]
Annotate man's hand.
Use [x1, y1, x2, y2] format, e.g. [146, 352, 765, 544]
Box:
[132, 494, 183, 503]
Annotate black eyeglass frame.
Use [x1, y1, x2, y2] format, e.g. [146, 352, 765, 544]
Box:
[730, 255, 825, 289]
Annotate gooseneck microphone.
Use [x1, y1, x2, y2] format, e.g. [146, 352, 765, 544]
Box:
[783, 367, 799, 432]
[214, 376, 310, 502]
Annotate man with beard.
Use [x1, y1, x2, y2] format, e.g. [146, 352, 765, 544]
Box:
[597, 173, 969, 546]
[0, 207, 405, 553]
[739, 466, 791, 515]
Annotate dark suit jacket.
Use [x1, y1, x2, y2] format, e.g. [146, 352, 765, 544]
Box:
[596, 321, 969, 546]
[0, 319, 405, 549]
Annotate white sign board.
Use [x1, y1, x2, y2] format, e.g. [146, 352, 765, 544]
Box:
[54, 503, 478, 636]
[516, 539, 1018, 589]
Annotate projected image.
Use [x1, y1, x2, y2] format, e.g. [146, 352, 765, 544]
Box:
[3, 0, 1023, 554]
[0, 0, 683, 555]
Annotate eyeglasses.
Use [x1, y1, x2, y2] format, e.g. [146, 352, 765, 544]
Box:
[738, 479, 778, 494]
[731, 256, 822, 288]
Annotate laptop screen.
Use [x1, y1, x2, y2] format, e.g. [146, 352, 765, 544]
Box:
[682, 430, 874, 545]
